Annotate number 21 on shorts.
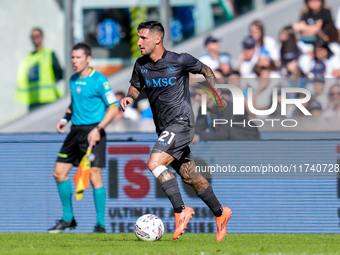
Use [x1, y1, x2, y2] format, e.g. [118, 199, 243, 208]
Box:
[158, 131, 175, 146]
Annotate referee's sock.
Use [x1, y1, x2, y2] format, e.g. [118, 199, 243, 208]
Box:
[161, 178, 185, 213]
[197, 184, 223, 217]
[57, 180, 74, 221]
[93, 186, 106, 227]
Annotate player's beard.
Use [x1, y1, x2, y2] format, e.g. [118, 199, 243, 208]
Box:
[141, 44, 156, 56]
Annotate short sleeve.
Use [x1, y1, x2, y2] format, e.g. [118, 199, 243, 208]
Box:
[322, 9, 333, 22]
[300, 13, 308, 22]
[98, 76, 117, 107]
[129, 62, 144, 90]
[180, 53, 202, 74]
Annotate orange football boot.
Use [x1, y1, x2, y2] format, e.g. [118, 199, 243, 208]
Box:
[215, 207, 232, 241]
[172, 206, 195, 240]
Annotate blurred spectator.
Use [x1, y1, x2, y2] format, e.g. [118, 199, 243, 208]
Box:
[227, 71, 241, 89]
[256, 48, 278, 71]
[336, 6, 340, 39]
[309, 74, 328, 109]
[279, 25, 300, 54]
[238, 36, 259, 77]
[250, 20, 280, 63]
[311, 59, 326, 75]
[279, 25, 316, 75]
[115, 91, 139, 120]
[254, 49, 281, 79]
[319, 20, 340, 58]
[307, 100, 323, 116]
[321, 84, 340, 118]
[313, 38, 340, 78]
[293, 0, 333, 44]
[279, 25, 311, 70]
[281, 51, 310, 89]
[292, 92, 320, 116]
[198, 35, 220, 70]
[214, 53, 232, 82]
[251, 67, 281, 111]
[16, 27, 64, 111]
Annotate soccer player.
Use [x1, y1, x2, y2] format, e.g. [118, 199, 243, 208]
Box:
[120, 21, 232, 241]
[48, 43, 119, 233]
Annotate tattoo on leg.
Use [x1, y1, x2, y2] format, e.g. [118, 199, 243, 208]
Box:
[178, 160, 209, 193]
[157, 169, 175, 184]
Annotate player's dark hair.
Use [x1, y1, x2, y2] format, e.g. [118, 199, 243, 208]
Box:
[137, 21, 164, 39]
[31, 27, 43, 36]
[72, 43, 92, 57]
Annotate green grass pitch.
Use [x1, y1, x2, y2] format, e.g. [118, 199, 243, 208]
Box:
[0, 233, 339, 255]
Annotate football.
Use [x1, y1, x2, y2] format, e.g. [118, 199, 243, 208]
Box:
[134, 214, 165, 241]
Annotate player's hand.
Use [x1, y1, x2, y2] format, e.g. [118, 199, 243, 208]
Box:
[56, 121, 67, 133]
[88, 128, 101, 148]
[216, 97, 227, 112]
[120, 97, 134, 112]
[190, 134, 200, 145]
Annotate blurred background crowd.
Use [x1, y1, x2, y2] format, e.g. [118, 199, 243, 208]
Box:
[1, 0, 340, 133]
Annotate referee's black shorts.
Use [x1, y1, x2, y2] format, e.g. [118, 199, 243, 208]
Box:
[56, 124, 106, 167]
[153, 121, 194, 162]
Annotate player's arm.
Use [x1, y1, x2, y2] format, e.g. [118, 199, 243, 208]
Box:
[56, 103, 72, 133]
[88, 103, 119, 148]
[120, 85, 140, 111]
[199, 63, 227, 111]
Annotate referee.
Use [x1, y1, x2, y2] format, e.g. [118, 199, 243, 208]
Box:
[120, 21, 232, 241]
[48, 43, 118, 233]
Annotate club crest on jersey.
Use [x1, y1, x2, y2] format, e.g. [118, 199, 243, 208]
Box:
[76, 86, 81, 94]
[167, 66, 175, 73]
[145, 78, 152, 87]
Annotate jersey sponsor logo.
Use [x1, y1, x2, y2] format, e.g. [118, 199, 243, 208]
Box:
[141, 69, 148, 73]
[145, 77, 177, 87]
[75, 81, 86, 85]
[105, 91, 116, 104]
[167, 66, 175, 73]
[76, 86, 82, 94]
[158, 142, 168, 146]
[103, 81, 110, 90]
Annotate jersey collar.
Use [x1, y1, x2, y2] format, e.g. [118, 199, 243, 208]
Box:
[161, 49, 168, 59]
